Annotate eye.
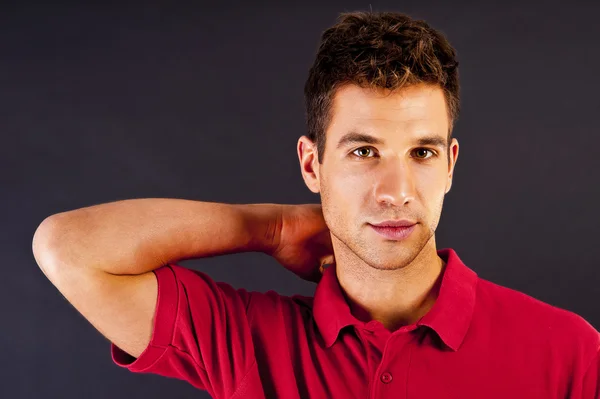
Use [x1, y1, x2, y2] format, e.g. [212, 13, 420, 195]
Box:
[351, 147, 376, 159]
[413, 148, 437, 159]
[351, 147, 438, 160]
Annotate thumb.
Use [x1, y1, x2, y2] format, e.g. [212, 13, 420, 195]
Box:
[318, 254, 336, 273]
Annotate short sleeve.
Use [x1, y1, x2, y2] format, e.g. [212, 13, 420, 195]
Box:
[581, 347, 599, 399]
[110, 263, 257, 398]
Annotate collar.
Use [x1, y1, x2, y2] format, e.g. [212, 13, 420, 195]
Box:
[312, 248, 478, 351]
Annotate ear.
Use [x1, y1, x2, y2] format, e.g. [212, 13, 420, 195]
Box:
[445, 137, 460, 194]
[297, 135, 320, 194]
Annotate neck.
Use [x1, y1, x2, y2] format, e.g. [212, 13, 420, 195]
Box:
[335, 242, 446, 332]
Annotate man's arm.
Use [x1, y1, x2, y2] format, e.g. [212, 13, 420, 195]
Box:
[31, 198, 282, 358]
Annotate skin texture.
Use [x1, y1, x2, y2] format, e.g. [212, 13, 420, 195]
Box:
[297, 82, 460, 331]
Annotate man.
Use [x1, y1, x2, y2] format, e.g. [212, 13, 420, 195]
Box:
[32, 11, 598, 399]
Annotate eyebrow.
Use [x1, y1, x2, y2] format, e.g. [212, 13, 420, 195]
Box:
[335, 131, 448, 150]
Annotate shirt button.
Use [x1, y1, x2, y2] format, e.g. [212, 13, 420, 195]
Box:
[380, 372, 393, 384]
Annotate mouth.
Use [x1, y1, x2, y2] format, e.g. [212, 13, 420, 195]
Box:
[368, 223, 416, 241]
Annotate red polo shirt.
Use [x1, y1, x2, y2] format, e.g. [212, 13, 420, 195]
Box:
[111, 248, 599, 398]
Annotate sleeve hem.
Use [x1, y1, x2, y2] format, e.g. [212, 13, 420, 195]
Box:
[111, 264, 179, 372]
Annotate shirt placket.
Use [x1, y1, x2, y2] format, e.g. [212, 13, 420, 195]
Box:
[363, 324, 418, 399]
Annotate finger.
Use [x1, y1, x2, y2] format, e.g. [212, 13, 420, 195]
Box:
[320, 254, 335, 267]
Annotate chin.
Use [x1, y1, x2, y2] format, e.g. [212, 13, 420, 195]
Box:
[375, 247, 419, 266]
[367, 261, 409, 271]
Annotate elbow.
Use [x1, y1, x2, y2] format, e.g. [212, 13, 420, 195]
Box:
[32, 214, 69, 277]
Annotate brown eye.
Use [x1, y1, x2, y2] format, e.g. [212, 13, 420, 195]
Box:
[414, 148, 435, 159]
[352, 147, 375, 158]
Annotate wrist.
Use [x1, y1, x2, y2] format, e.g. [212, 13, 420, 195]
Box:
[237, 203, 283, 255]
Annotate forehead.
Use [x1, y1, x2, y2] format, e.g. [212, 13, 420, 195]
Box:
[327, 83, 449, 136]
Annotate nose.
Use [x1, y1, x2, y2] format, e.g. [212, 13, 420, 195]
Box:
[373, 157, 416, 207]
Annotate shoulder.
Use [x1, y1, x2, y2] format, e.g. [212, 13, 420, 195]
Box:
[475, 277, 599, 352]
[239, 287, 315, 324]
[257, 290, 315, 314]
[166, 264, 317, 326]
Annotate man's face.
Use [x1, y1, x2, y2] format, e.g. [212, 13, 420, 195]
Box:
[298, 83, 459, 270]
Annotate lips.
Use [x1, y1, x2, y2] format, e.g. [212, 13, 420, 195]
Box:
[369, 223, 416, 240]
[370, 220, 416, 227]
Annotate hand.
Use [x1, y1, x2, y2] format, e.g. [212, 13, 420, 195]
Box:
[268, 204, 335, 283]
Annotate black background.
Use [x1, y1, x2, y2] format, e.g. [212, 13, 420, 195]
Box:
[3, 1, 599, 398]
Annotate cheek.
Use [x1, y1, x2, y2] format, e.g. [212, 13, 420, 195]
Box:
[334, 164, 376, 189]
[329, 172, 372, 209]
[415, 167, 447, 197]
[422, 189, 446, 229]
[321, 173, 363, 222]
[328, 182, 373, 234]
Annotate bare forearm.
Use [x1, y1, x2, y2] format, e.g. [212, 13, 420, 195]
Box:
[32, 198, 281, 275]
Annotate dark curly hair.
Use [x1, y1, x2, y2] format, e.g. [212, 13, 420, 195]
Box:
[304, 11, 460, 164]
